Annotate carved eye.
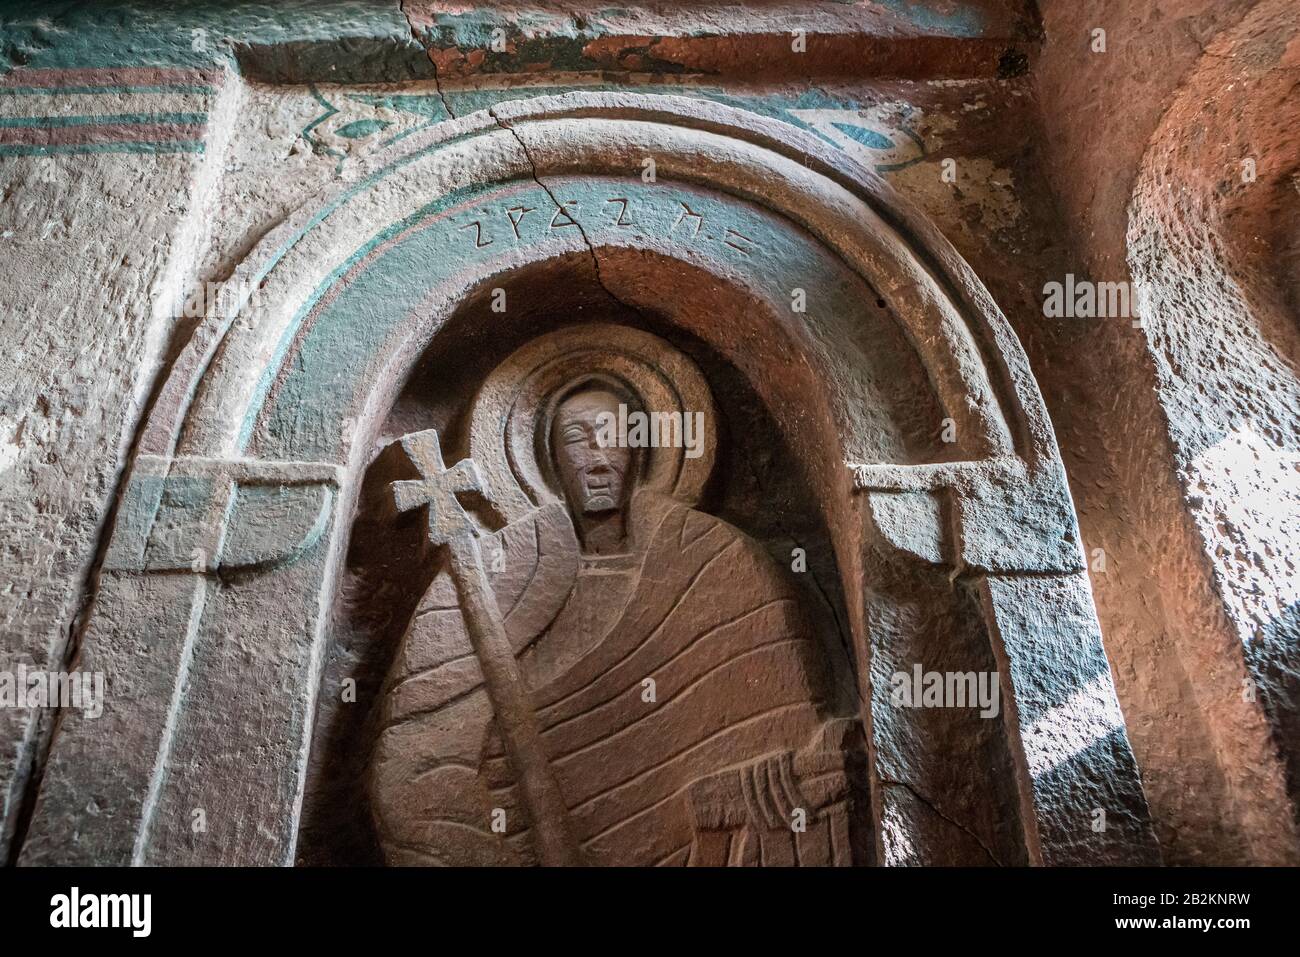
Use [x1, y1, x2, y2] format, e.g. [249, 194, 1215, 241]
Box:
[563, 425, 586, 444]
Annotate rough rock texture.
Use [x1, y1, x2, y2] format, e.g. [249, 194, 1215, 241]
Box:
[1033, 0, 1300, 863]
[0, 0, 1294, 867]
[1126, 0, 1300, 857]
[0, 67, 234, 858]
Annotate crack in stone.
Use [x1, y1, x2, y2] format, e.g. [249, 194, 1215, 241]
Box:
[879, 775, 1006, 865]
[428, 59, 456, 122]
[399, 0, 456, 121]
[397, 0, 671, 342]
[485, 100, 890, 834]
[486, 105, 653, 324]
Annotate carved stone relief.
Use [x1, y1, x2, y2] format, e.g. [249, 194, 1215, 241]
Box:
[20, 93, 1157, 867]
[368, 327, 869, 865]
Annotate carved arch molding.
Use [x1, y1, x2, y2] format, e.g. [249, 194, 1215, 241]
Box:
[20, 93, 1158, 866]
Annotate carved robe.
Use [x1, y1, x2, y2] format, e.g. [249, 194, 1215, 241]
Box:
[370, 489, 860, 866]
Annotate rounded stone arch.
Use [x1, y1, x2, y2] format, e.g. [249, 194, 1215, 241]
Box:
[146, 92, 1046, 465]
[25, 92, 1157, 867]
[145, 90, 1085, 611]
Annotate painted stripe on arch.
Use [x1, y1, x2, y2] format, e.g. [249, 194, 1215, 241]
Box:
[0, 141, 205, 156]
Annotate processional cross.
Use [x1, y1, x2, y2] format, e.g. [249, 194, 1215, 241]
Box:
[392, 429, 582, 865]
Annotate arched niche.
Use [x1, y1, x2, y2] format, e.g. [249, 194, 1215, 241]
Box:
[292, 243, 939, 864]
[21, 93, 1157, 867]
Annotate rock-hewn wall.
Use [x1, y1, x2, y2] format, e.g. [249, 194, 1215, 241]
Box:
[1033, 0, 1299, 863]
[1, 0, 1294, 866]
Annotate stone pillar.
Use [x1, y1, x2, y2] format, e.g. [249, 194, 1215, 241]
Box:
[21, 456, 340, 865]
[857, 456, 1161, 864]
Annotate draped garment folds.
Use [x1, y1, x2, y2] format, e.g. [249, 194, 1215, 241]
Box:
[370, 489, 861, 865]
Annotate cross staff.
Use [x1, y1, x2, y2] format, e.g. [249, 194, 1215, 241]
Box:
[392, 429, 582, 866]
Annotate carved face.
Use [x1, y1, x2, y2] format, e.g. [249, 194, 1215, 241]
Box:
[551, 388, 633, 516]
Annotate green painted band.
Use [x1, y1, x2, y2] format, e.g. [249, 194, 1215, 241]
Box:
[0, 141, 205, 155]
[0, 112, 208, 128]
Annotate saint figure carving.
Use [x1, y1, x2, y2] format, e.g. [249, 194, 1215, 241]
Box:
[369, 335, 864, 866]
